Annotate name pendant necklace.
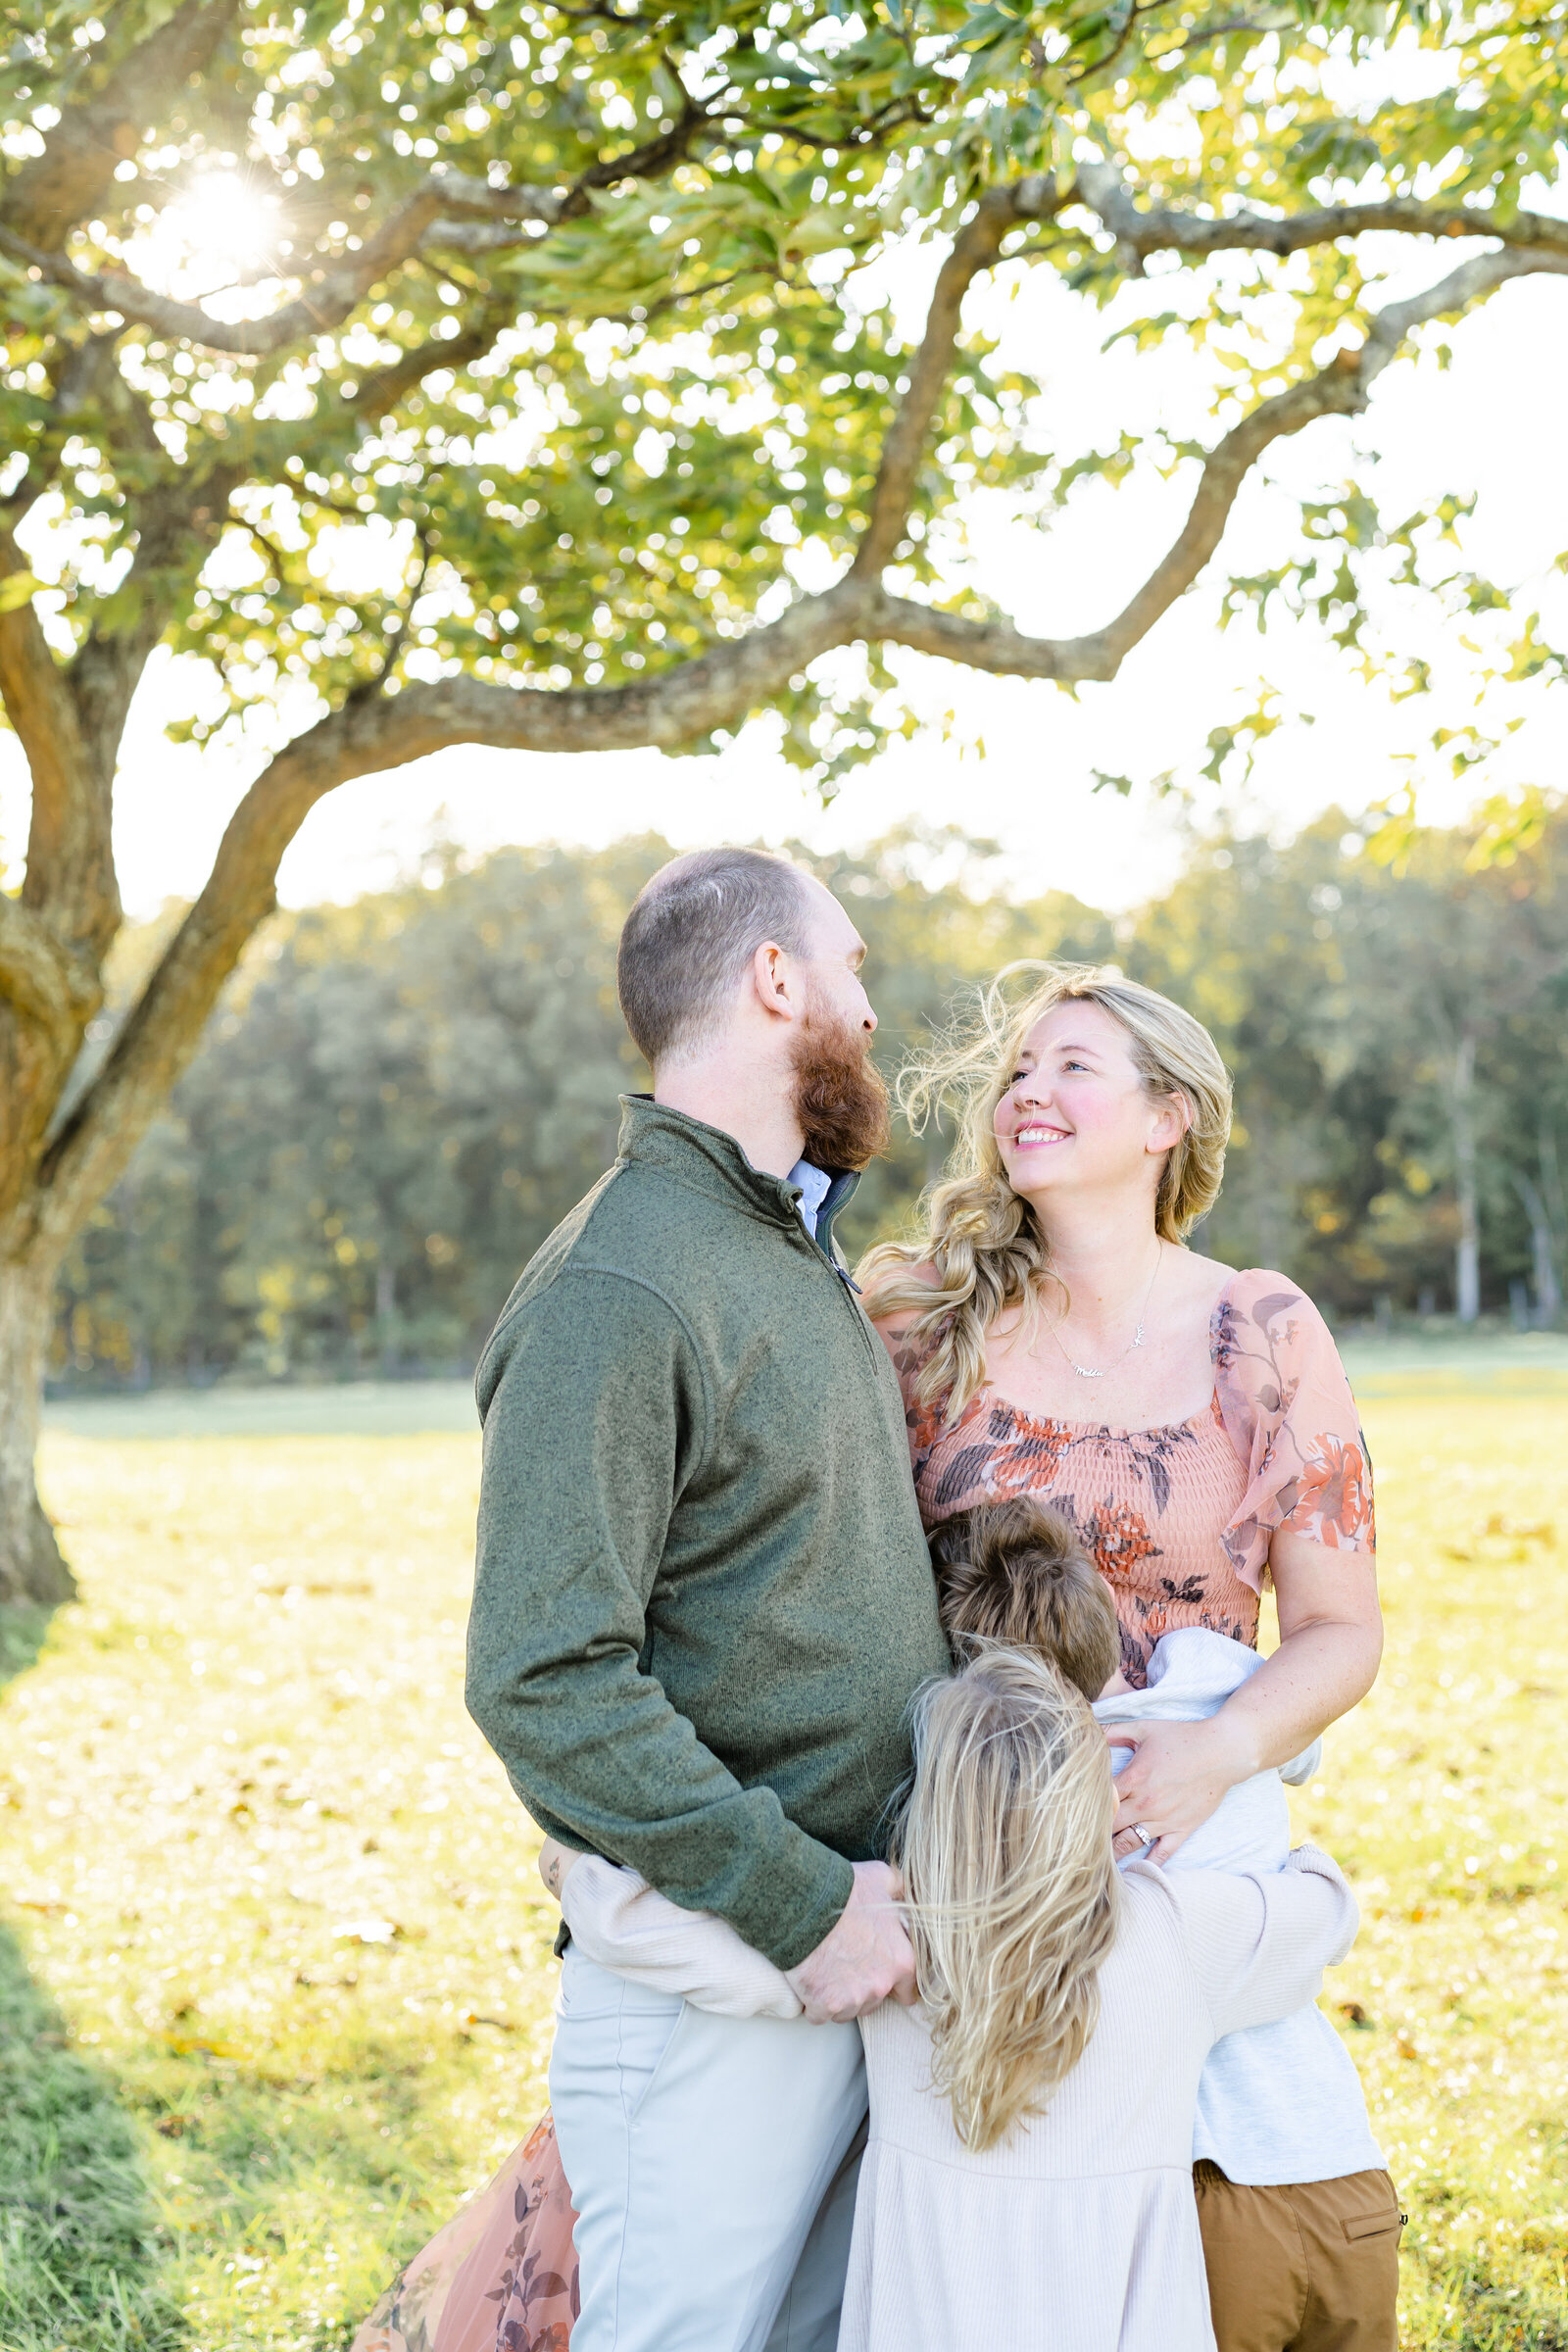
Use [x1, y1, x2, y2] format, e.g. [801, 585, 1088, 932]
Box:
[1049, 1248, 1163, 1380]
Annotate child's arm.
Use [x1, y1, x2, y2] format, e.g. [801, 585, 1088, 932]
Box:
[543, 1841, 804, 2021]
[1161, 1844, 1359, 2039]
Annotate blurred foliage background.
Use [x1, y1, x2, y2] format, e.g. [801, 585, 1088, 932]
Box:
[49, 799, 1568, 1391]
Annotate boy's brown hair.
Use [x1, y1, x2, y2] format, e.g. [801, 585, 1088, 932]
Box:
[929, 1497, 1120, 1702]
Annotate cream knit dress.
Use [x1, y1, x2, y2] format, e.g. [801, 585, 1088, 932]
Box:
[561, 1843, 1356, 2352]
[840, 1850, 1356, 2352]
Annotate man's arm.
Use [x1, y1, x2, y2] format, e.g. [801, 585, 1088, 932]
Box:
[466, 1266, 852, 1973]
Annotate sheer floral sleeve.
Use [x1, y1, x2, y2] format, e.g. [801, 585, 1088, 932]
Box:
[873, 1302, 965, 1494]
[1211, 1269, 1375, 1594]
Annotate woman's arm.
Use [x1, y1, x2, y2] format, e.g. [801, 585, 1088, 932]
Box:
[1108, 1533, 1382, 1863]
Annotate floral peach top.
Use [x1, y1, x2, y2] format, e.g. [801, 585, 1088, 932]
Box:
[898, 1268, 1374, 1688]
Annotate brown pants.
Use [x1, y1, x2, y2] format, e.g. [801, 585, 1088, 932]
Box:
[1194, 2162, 1403, 2352]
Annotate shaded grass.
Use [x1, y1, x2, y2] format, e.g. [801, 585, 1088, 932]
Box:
[0, 1607, 50, 1694]
[0, 1396, 1561, 2349]
[0, 1917, 184, 2352]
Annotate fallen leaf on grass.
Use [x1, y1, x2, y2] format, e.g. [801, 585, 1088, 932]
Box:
[257, 1582, 373, 1598]
[159, 2032, 249, 2060]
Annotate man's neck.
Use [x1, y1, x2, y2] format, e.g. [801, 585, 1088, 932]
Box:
[653, 1054, 805, 1181]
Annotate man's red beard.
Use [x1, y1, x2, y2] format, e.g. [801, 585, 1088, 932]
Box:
[790, 994, 891, 1172]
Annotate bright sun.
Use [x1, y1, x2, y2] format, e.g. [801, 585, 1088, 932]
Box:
[137, 173, 282, 302]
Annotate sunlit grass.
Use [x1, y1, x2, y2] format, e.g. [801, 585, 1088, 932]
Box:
[0, 1392, 1563, 2350]
[3, 1432, 557, 2352]
[1282, 1394, 1568, 2351]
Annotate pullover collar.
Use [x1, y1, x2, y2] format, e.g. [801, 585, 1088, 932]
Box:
[617, 1096, 859, 1253]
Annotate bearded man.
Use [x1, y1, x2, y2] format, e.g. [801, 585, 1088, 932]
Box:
[466, 847, 950, 2352]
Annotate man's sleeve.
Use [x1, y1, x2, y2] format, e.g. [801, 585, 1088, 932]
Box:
[466, 1265, 854, 1973]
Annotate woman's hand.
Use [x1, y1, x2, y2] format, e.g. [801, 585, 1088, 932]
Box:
[1106, 1713, 1260, 1865]
[1110, 1543, 1383, 1865]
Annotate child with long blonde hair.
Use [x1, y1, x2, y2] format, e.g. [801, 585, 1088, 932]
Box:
[837, 1643, 1352, 2350]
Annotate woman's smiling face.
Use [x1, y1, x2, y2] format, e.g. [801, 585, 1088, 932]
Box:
[992, 999, 1187, 1206]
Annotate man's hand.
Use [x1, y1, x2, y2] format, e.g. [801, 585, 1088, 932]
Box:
[784, 1860, 917, 2024]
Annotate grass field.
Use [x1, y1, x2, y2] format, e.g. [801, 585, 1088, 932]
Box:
[2, 1382, 1566, 2351]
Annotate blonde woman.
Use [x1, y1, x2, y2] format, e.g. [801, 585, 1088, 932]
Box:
[859, 962, 1382, 1861]
[858, 962, 1386, 2341]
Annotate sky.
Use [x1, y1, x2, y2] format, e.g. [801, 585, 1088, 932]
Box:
[4, 208, 1566, 920]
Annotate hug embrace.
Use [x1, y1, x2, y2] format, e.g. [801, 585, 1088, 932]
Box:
[357, 846, 1396, 2352]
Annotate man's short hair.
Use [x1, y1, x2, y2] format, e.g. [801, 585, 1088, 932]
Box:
[617, 847, 816, 1067]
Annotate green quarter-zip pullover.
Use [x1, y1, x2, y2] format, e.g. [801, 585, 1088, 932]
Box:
[466, 1096, 950, 1972]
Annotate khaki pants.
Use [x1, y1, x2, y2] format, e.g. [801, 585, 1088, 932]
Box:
[1195, 2162, 1403, 2352]
[550, 1946, 867, 2352]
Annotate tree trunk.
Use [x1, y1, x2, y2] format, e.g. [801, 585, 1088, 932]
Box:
[375, 1256, 398, 1378]
[1512, 1168, 1563, 1328]
[0, 1247, 76, 1607]
[1451, 1030, 1481, 1325]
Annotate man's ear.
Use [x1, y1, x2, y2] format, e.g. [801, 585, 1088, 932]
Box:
[751, 939, 802, 1022]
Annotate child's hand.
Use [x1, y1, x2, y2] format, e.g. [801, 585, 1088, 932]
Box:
[538, 1837, 580, 1902]
[1105, 1714, 1258, 1863]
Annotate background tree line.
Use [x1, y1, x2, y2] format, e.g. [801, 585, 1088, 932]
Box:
[50, 806, 1568, 1390]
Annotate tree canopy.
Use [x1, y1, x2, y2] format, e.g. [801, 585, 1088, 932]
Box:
[3, 0, 1567, 1596]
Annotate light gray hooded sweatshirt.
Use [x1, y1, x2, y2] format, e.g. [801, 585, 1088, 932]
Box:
[1099, 1627, 1384, 2185]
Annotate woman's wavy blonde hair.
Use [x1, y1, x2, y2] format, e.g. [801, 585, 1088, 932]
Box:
[859, 963, 1232, 1419]
[889, 1642, 1121, 2151]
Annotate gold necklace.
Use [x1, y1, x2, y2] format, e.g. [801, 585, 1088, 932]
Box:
[1048, 1250, 1163, 1380]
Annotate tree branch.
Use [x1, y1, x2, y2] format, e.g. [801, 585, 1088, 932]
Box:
[0, 120, 717, 356]
[0, 184, 465, 356]
[0, 525, 115, 948]
[34, 218, 1568, 1235]
[0, 894, 96, 1045]
[33, 582, 857, 1234]
[865, 247, 1567, 680]
[1072, 159, 1568, 265]
[1, 0, 245, 250]
[853, 174, 1063, 576]
[420, 218, 558, 259]
[344, 304, 514, 417]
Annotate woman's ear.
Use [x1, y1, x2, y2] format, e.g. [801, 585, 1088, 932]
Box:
[1146, 1090, 1192, 1155]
